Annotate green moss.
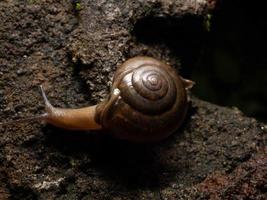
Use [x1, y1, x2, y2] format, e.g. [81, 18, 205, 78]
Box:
[204, 14, 212, 32]
[71, 1, 82, 11]
[75, 2, 82, 11]
[27, 0, 37, 4]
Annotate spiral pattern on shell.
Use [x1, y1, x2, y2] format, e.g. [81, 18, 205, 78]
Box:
[95, 56, 188, 142]
[118, 62, 177, 115]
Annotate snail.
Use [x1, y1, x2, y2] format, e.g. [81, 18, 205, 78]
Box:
[0, 56, 194, 142]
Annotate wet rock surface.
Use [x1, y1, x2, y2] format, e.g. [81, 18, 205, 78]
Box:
[0, 0, 265, 199]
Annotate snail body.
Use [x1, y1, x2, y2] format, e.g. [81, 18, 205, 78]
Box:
[0, 56, 194, 142]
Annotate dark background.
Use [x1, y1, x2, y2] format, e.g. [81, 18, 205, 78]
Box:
[192, 0, 267, 122]
[133, 0, 267, 122]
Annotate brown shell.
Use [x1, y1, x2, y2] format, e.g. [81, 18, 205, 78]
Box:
[95, 56, 188, 142]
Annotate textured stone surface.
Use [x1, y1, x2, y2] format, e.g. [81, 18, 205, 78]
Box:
[0, 0, 265, 199]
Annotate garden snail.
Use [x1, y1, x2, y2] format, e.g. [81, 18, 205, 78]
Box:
[0, 56, 194, 142]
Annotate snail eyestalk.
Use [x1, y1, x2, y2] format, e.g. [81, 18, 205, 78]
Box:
[39, 85, 102, 130]
[0, 86, 102, 130]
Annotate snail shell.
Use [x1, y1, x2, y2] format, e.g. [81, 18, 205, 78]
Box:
[95, 56, 188, 142]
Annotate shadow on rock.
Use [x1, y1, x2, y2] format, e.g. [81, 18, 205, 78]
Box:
[40, 124, 187, 189]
